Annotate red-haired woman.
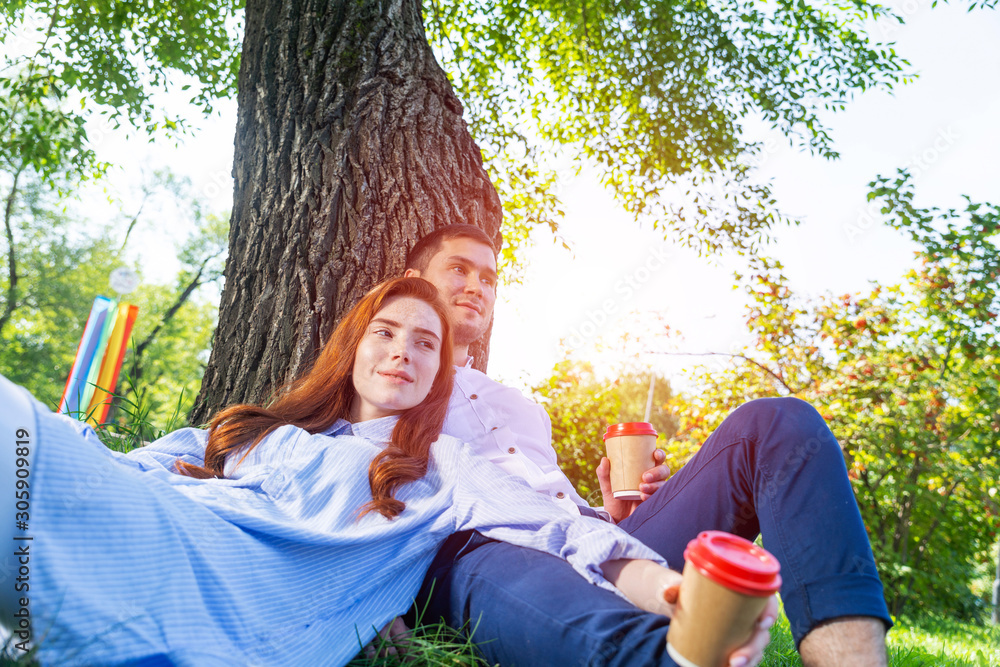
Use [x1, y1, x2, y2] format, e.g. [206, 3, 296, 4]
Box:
[0, 277, 691, 666]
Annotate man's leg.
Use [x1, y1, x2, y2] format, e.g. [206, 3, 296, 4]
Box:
[797, 616, 888, 667]
[619, 397, 890, 661]
[411, 531, 678, 667]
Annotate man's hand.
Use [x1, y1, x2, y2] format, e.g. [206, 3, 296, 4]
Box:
[664, 587, 778, 667]
[596, 448, 670, 523]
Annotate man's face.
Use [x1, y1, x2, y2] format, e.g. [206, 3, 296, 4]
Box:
[405, 237, 498, 349]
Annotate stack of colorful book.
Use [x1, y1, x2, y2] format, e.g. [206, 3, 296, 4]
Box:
[59, 296, 139, 425]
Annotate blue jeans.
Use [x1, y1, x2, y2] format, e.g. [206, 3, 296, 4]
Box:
[411, 398, 892, 666]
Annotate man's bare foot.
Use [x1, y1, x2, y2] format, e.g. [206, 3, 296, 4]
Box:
[799, 616, 887, 667]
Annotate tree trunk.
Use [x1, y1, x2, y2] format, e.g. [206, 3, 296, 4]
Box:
[191, 0, 502, 425]
[1, 163, 24, 340]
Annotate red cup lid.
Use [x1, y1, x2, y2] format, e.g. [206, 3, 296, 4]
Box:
[603, 422, 657, 440]
[683, 531, 781, 597]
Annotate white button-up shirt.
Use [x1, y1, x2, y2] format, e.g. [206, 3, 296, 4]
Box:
[442, 364, 593, 515]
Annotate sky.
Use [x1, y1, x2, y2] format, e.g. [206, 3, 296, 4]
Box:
[53, 0, 1000, 394]
[487, 0, 1000, 391]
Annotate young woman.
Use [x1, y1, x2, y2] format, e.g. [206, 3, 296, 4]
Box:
[0, 277, 675, 666]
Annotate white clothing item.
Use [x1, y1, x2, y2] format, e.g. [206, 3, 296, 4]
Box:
[443, 365, 594, 515]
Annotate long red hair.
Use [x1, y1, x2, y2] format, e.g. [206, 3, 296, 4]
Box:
[177, 277, 455, 519]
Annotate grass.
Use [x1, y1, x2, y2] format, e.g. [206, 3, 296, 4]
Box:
[755, 610, 1000, 667]
[344, 611, 1000, 667]
[885, 614, 1000, 667]
[345, 620, 486, 666]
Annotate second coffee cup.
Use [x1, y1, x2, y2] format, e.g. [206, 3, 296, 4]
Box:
[666, 531, 782, 667]
[602, 422, 658, 500]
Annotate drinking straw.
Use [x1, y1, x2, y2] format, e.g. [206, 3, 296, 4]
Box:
[86, 302, 139, 425]
[59, 296, 114, 415]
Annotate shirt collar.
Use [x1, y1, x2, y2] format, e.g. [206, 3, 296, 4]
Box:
[461, 356, 474, 369]
[324, 415, 398, 442]
[323, 419, 354, 437]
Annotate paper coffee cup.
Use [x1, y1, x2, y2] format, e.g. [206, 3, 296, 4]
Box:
[666, 531, 782, 667]
[602, 422, 658, 500]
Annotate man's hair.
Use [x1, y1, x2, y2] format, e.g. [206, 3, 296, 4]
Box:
[406, 224, 498, 272]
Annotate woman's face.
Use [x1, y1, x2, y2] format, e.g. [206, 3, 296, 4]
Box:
[350, 296, 443, 422]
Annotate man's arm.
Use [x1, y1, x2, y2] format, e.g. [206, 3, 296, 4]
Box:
[443, 436, 668, 593]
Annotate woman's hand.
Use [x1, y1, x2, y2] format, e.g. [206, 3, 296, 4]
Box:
[717, 594, 778, 667]
[363, 617, 413, 659]
[602, 560, 777, 667]
[663, 586, 778, 667]
[596, 449, 670, 524]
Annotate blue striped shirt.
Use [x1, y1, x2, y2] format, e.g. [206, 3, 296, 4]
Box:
[29, 405, 663, 666]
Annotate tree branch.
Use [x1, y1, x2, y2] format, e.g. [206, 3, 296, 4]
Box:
[895, 475, 961, 615]
[938, 329, 959, 383]
[910, 477, 961, 572]
[117, 188, 151, 257]
[1, 1, 65, 340]
[134, 251, 222, 362]
[891, 460, 922, 559]
[868, 467, 891, 498]
[652, 350, 797, 394]
[3, 0, 62, 144]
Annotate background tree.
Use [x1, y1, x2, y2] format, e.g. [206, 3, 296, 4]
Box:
[1, 1, 238, 422]
[0, 0, 239, 306]
[8, 0, 987, 424]
[192, 0, 925, 421]
[0, 175, 121, 407]
[532, 357, 677, 502]
[666, 173, 1000, 619]
[0, 166, 226, 434]
[118, 210, 228, 436]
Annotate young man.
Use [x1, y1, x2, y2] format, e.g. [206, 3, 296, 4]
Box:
[403, 224, 892, 666]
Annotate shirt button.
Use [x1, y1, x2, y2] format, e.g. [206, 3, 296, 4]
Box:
[556, 492, 565, 499]
[470, 394, 478, 400]
[507, 447, 516, 454]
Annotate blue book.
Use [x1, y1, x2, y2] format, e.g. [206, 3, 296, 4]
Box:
[60, 296, 114, 415]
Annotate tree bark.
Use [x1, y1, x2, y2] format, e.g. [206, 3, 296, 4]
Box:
[191, 0, 502, 424]
[0, 164, 24, 339]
